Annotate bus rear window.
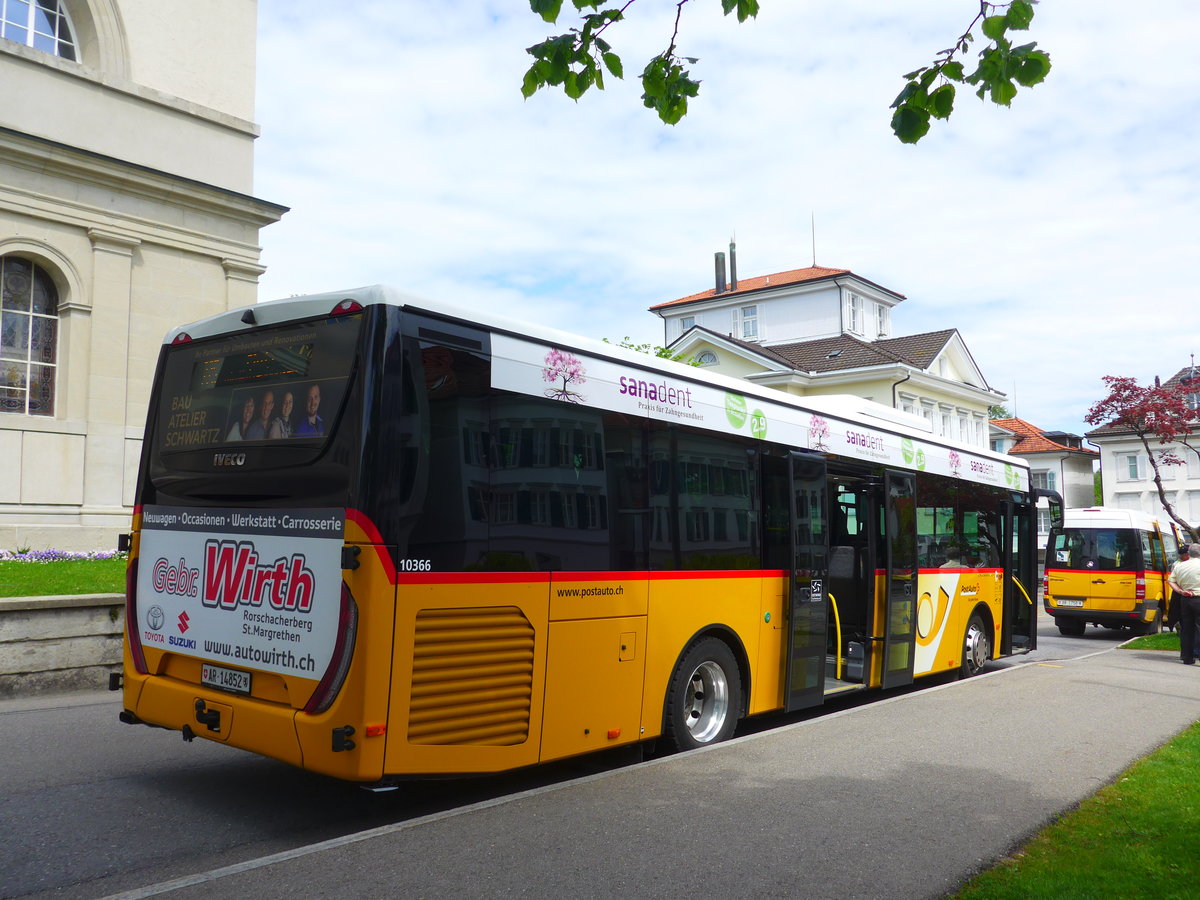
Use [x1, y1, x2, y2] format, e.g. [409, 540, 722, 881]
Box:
[1048, 528, 1141, 572]
[152, 314, 362, 455]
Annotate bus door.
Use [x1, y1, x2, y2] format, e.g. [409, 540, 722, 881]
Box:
[880, 470, 918, 690]
[822, 469, 878, 693]
[1001, 490, 1056, 653]
[784, 451, 829, 712]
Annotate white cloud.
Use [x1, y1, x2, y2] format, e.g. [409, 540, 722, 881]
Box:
[253, 1, 1200, 438]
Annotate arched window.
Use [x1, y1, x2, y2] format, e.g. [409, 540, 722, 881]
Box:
[1, 0, 78, 61]
[1, 256, 59, 416]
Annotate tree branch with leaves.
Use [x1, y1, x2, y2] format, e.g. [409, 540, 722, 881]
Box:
[522, 1, 1051, 141]
[1084, 375, 1199, 541]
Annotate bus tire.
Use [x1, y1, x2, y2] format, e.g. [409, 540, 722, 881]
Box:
[961, 613, 991, 678]
[663, 637, 741, 752]
[1057, 619, 1086, 637]
[1134, 611, 1161, 636]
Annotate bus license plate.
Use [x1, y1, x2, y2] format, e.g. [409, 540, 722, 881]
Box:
[201, 664, 251, 694]
[1056, 599, 1084, 607]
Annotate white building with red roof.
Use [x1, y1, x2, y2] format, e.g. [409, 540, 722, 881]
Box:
[652, 250, 1004, 448]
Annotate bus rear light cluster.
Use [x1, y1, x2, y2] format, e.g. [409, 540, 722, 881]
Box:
[330, 299, 363, 316]
[1135, 576, 1146, 600]
[304, 583, 359, 714]
[171, 333, 192, 344]
[125, 558, 149, 675]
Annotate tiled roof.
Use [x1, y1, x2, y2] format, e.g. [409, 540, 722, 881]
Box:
[992, 417, 1097, 455]
[650, 265, 903, 311]
[707, 329, 959, 375]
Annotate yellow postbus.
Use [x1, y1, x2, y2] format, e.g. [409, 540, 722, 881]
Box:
[1043, 507, 1178, 636]
[114, 285, 1059, 784]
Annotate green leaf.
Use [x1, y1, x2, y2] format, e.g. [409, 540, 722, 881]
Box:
[929, 83, 955, 119]
[1007, 0, 1035, 30]
[722, 0, 760, 21]
[941, 61, 965, 81]
[890, 82, 922, 109]
[981, 15, 1008, 41]
[520, 66, 541, 98]
[529, 0, 564, 25]
[990, 78, 1018, 106]
[1013, 49, 1051, 86]
[602, 51, 623, 78]
[891, 105, 930, 143]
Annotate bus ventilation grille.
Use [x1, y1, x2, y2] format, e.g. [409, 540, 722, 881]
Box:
[408, 606, 535, 746]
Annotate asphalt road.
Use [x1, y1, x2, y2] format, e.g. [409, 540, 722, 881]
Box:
[0, 617, 1167, 899]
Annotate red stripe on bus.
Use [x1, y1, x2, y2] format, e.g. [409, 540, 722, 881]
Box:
[1044, 569, 1142, 578]
[391, 569, 788, 586]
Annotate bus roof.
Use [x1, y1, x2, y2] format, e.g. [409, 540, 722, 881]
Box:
[161, 284, 1029, 483]
[1061, 507, 1174, 533]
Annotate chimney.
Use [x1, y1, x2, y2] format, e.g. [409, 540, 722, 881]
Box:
[714, 251, 727, 294]
[728, 241, 737, 291]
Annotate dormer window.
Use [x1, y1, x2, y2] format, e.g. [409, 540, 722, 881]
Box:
[1, 0, 77, 60]
[739, 305, 758, 341]
[680, 316, 695, 332]
[876, 303, 889, 338]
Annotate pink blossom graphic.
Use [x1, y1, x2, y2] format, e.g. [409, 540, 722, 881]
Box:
[948, 450, 962, 477]
[543, 348, 587, 403]
[809, 414, 830, 451]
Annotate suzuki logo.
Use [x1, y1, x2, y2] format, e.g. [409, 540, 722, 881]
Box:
[212, 452, 246, 467]
[177, 611, 191, 634]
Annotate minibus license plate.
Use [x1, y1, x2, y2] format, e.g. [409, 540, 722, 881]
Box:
[202, 664, 251, 694]
[1056, 599, 1084, 607]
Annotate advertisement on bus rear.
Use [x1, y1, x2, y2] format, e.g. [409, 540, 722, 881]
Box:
[136, 505, 344, 679]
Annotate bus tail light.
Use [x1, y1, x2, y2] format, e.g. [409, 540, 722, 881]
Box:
[125, 557, 148, 675]
[171, 332, 192, 344]
[304, 584, 359, 714]
[1135, 576, 1146, 600]
[329, 299, 363, 316]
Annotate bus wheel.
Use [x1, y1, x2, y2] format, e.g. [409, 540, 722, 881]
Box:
[1057, 619, 1086, 637]
[961, 614, 991, 678]
[1134, 612, 1161, 636]
[664, 638, 741, 752]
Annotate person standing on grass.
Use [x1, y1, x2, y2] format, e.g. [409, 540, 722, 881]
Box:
[1167, 544, 1189, 632]
[1166, 543, 1200, 665]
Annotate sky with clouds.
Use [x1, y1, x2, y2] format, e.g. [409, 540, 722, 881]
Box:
[252, 1, 1199, 439]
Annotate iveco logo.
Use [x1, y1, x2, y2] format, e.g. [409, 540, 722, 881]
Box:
[212, 452, 246, 467]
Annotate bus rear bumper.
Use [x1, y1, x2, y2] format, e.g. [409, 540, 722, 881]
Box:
[1043, 603, 1155, 627]
[123, 672, 305, 767]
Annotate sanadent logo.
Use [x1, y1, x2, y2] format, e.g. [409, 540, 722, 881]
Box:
[1005, 464, 1021, 488]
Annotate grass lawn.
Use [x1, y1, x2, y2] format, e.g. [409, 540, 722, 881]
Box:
[0, 556, 127, 597]
[955, 629, 1198, 898]
[954, 721, 1200, 899]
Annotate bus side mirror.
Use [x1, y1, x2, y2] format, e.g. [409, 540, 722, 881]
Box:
[1035, 489, 1064, 530]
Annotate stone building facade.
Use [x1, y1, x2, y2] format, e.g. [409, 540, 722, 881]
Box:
[0, 0, 284, 550]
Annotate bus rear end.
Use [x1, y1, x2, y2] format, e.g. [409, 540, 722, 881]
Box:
[1043, 508, 1169, 636]
[119, 292, 394, 781]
